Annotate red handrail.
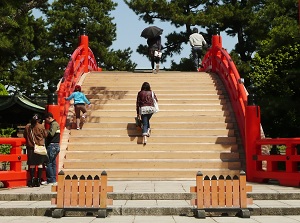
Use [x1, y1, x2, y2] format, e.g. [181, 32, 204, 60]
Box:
[0, 138, 27, 188]
[57, 34, 99, 133]
[202, 35, 248, 143]
[203, 35, 300, 187]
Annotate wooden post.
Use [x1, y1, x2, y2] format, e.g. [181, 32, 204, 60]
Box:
[100, 171, 108, 209]
[56, 171, 65, 208]
[196, 171, 203, 209]
[239, 171, 247, 208]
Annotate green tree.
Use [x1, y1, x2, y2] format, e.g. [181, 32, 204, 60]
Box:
[247, 0, 299, 137]
[40, 0, 136, 86]
[0, 0, 48, 95]
[250, 43, 300, 137]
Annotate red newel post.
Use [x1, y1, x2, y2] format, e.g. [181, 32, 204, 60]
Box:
[211, 35, 222, 73]
[245, 84, 261, 181]
[80, 34, 89, 73]
[46, 83, 60, 180]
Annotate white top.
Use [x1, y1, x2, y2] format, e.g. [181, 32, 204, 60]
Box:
[189, 33, 207, 47]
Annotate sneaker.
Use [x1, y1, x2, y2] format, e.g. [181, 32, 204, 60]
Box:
[50, 182, 57, 186]
[156, 64, 159, 73]
[152, 69, 156, 74]
[76, 127, 80, 130]
[147, 128, 151, 137]
[41, 181, 48, 185]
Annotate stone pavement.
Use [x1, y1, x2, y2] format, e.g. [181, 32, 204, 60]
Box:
[1, 215, 300, 222]
[0, 181, 300, 222]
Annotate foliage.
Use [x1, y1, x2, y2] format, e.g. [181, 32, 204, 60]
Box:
[0, 128, 15, 157]
[250, 43, 300, 137]
[0, 84, 8, 95]
[41, 0, 136, 84]
[0, 0, 136, 96]
[0, 0, 49, 95]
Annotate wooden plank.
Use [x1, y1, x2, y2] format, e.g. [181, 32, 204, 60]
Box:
[218, 175, 225, 207]
[85, 176, 93, 208]
[93, 175, 100, 208]
[211, 175, 218, 207]
[64, 176, 72, 207]
[203, 176, 211, 208]
[232, 175, 239, 207]
[78, 175, 86, 207]
[71, 175, 79, 207]
[225, 175, 232, 207]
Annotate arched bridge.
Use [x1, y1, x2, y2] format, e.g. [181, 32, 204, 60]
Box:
[1, 34, 299, 188]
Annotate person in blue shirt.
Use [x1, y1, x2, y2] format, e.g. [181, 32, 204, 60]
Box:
[65, 85, 91, 130]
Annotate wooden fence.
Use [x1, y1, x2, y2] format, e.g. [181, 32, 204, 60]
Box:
[51, 170, 113, 218]
[190, 171, 253, 218]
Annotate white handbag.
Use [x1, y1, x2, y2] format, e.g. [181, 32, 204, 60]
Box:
[154, 50, 162, 58]
[152, 91, 159, 113]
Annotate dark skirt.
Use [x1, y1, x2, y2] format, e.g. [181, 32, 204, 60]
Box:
[26, 147, 49, 166]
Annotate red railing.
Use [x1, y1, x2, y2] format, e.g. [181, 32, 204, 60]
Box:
[203, 35, 300, 187]
[57, 34, 100, 132]
[0, 138, 27, 188]
[202, 36, 247, 143]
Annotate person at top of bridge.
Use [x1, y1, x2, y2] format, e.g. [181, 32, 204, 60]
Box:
[189, 27, 207, 71]
[65, 85, 91, 130]
[147, 35, 162, 74]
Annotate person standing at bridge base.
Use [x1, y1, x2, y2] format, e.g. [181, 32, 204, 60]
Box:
[189, 27, 207, 71]
[42, 112, 60, 186]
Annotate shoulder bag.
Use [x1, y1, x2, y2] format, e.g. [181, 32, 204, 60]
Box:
[152, 91, 159, 113]
[31, 129, 47, 156]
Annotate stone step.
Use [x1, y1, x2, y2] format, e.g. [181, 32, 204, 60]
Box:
[66, 143, 238, 152]
[70, 128, 235, 137]
[83, 115, 232, 123]
[63, 159, 241, 170]
[60, 169, 242, 179]
[1, 200, 300, 216]
[86, 93, 225, 100]
[65, 151, 240, 160]
[90, 104, 227, 111]
[89, 98, 226, 105]
[67, 136, 237, 144]
[89, 110, 230, 117]
[81, 122, 234, 129]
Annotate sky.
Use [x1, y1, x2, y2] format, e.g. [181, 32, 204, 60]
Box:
[111, 1, 237, 69]
[37, 0, 237, 69]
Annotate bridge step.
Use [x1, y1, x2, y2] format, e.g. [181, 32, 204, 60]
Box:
[62, 71, 242, 180]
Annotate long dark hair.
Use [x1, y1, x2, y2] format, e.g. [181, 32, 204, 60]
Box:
[141, 82, 151, 91]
